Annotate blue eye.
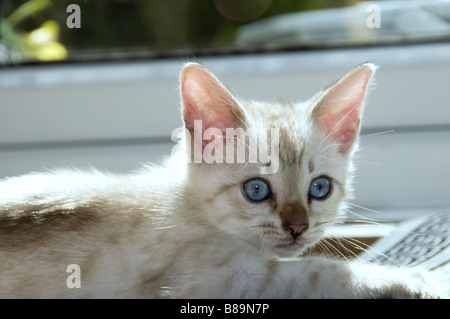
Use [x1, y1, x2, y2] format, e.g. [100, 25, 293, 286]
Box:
[243, 179, 271, 202]
[309, 177, 331, 200]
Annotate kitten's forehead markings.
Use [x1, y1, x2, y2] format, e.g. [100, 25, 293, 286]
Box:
[278, 130, 306, 167]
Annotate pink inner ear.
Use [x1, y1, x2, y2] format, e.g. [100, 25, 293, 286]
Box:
[315, 64, 375, 154]
[180, 63, 239, 136]
[318, 95, 363, 144]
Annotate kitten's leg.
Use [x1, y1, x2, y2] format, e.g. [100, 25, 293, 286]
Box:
[273, 257, 442, 299]
[185, 255, 442, 298]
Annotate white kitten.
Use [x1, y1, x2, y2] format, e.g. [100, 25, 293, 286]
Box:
[0, 63, 441, 298]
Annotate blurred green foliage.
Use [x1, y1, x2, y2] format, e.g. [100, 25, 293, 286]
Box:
[0, 0, 356, 63]
[0, 0, 67, 63]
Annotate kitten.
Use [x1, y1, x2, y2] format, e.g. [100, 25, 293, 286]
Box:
[0, 62, 441, 298]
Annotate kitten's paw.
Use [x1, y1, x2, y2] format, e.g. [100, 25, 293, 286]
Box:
[379, 269, 441, 299]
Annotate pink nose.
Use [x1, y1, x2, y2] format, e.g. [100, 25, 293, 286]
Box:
[284, 223, 309, 239]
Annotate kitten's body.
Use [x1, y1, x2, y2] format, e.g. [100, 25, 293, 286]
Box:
[0, 63, 442, 298]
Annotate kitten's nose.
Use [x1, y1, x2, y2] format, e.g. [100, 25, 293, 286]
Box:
[280, 201, 309, 240]
[284, 223, 309, 240]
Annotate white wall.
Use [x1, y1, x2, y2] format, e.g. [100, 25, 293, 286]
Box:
[1, 43, 450, 212]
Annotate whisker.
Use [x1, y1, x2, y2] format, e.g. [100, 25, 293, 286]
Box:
[345, 205, 447, 239]
[227, 135, 265, 174]
[223, 231, 258, 256]
[232, 161, 250, 174]
[261, 235, 270, 257]
[314, 241, 334, 258]
[315, 142, 345, 158]
[332, 236, 370, 254]
[363, 129, 395, 137]
[230, 136, 259, 158]
[346, 202, 387, 217]
[326, 237, 353, 261]
[340, 217, 387, 227]
[321, 238, 350, 261]
[368, 162, 383, 166]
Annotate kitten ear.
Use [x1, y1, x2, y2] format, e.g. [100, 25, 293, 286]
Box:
[180, 62, 244, 135]
[313, 63, 377, 154]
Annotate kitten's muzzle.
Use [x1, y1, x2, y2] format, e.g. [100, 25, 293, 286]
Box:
[280, 202, 309, 240]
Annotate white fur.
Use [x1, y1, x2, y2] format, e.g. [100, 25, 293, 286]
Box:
[0, 63, 442, 298]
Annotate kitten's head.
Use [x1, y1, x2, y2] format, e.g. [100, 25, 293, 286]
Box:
[178, 62, 376, 259]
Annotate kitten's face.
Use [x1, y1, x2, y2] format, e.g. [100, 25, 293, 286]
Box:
[180, 63, 375, 258]
[186, 103, 350, 258]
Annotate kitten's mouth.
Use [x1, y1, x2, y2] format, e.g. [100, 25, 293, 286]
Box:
[275, 241, 303, 252]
